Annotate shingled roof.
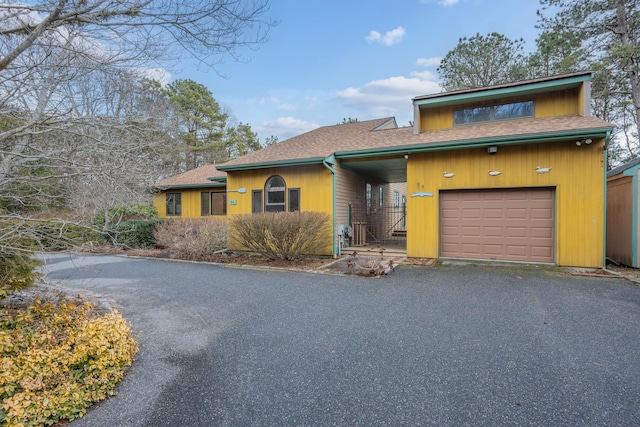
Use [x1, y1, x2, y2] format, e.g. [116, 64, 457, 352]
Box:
[153, 164, 226, 189]
[217, 117, 398, 170]
[217, 114, 612, 171]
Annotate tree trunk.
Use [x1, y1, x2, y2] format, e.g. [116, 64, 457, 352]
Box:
[616, 0, 640, 131]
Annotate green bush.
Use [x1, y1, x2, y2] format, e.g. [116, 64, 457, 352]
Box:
[0, 300, 138, 426]
[0, 253, 41, 299]
[230, 211, 331, 261]
[107, 219, 164, 249]
[91, 203, 158, 230]
[154, 218, 228, 260]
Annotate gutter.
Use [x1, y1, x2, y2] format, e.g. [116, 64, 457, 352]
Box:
[322, 155, 338, 257]
[335, 127, 614, 160]
[217, 157, 326, 172]
[603, 130, 611, 268]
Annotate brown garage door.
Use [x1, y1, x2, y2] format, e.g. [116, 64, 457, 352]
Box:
[440, 188, 555, 263]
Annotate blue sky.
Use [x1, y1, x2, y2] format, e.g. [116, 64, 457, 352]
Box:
[176, 0, 545, 144]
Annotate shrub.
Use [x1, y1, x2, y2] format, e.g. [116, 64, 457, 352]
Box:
[0, 253, 40, 299]
[91, 203, 158, 229]
[230, 211, 331, 261]
[0, 300, 138, 426]
[107, 219, 164, 249]
[154, 218, 228, 260]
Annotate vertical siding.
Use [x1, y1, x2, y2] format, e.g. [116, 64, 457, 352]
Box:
[226, 164, 334, 254]
[418, 88, 583, 132]
[606, 175, 633, 266]
[335, 161, 367, 227]
[154, 188, 226, 219]
[407, 140, 605, 267]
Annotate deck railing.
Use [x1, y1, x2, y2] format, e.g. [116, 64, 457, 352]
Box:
[349, 204, 406, 246]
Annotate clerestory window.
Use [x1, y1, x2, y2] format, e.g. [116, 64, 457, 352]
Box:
[454, 100, 534, 125]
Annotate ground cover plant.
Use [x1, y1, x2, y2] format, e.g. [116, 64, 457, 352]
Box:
[0, 299, 138, 426]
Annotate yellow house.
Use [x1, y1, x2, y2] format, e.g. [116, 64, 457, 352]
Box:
[156, 71, 614, 268]
[153, 164, 227, 218]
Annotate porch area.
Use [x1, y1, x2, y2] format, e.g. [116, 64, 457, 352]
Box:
[340, 204, 407, 257]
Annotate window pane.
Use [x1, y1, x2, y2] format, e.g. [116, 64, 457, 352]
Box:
[201, 192, 210, 216]
[166, 193, 181, 216]
[174, 193, 181, 216]
[494, 101, 534, 120]
[266, 176, 285, 191]
[454, 106, 491, 124]
[252, 190, 263, 214]
[267, 191, 285, 204]
[265, 204, 285, 212]
[289, 188, 300, 212]
[211, 192, 226, 215]
[265, 176, 286, 211]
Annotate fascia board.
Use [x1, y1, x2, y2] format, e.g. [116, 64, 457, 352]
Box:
[152, 183, 227, 190]
[335, 127, 613, 159]
[216, 157, 326, 172]
[413, 75, 591, 108]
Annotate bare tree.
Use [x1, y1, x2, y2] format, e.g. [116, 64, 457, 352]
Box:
[0, 0, 273, 261]
[0, 0, 272, 71]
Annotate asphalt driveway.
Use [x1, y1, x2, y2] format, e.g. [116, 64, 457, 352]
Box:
[43, 253, 640, 426]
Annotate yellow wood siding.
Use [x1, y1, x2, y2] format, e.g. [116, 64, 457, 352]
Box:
[154, 188, 226, 219]
[606, 175, 633, 266]
[406, 139, 605, 267]
[419, 88, 583, 131]
[226, 164, 334, 254]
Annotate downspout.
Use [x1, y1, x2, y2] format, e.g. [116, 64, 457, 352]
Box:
[323, 156, 338, 257]
[632, 162, 639, 268]
[603, 130, 611, 268]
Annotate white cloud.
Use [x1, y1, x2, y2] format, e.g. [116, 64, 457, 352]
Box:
[365, 26, 406, 46]
[416, 57, 442, 68]
[259, 117, 320, 140]
[411, 70, 438, 80]
[335, 74, 441, 118]
[247, 96, 281, 108]
[278, 103, 298, 111]
[132, 67, 171, 85]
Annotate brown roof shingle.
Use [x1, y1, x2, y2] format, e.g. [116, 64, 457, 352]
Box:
[154, 164, 226, 188]
[220, 115, 612, 170]
[219, 118, 397, 168]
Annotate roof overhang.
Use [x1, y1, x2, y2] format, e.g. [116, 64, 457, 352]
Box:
[335, 127, 613, 160]
[216, 157, 326, 172]
[413, 73, 592, 108]
[152, 182, 226, 191]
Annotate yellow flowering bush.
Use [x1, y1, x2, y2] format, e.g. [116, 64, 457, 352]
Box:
[0, 299, 138, 426]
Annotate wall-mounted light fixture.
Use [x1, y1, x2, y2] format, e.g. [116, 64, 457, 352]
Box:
[575, 138, 593, 147]
[228, 187, 247, 194]
[487, 145, 498, 155]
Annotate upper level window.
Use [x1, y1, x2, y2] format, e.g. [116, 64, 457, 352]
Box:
[454, 100, 534, 125]
[265, 175, 286, 212]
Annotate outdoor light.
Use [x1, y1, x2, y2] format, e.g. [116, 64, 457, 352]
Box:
[487, 146, 498, 154]
[576, 138, 593, 147]
[228, 187, 247, 194]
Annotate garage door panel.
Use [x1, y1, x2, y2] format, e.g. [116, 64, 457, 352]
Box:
[440, 188, 554, 262]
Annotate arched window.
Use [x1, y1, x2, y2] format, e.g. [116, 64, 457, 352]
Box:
[265, 175, 286, 212]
